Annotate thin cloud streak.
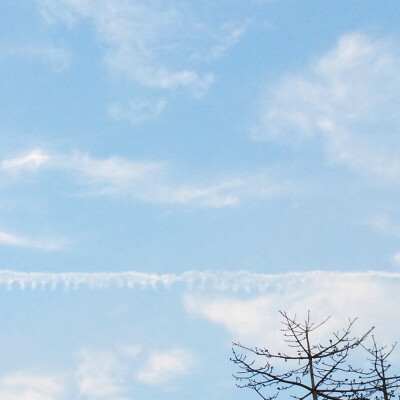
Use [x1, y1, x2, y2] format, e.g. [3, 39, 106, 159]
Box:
[0, 230, 67, 251]
[2, 149, 51, 172]
[0, 270, 399, 291]
[1, 149, 288, 207]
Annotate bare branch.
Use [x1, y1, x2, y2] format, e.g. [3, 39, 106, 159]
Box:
[231, 311, 375, 400]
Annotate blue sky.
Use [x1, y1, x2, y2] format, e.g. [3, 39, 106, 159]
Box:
[2, 1, 400, 399]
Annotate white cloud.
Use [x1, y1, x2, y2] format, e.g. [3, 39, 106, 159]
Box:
[0, 270, 178, 290]
[393, 252, 400, 266]
[185, 295, 275, 341]
[0, 229, 67, 251]
[0, 372, 63, 400]
[153, 174, 288, 207]
[2, 149, 51, 172]
[75, 345, 191, 395]
[35, 0, 214, 93]
[157, 180, 246, 207]
[0, 270, 214, 290]
[0, 268, 399, 314]
[2, 149, 288, 207]
[184, 270, 400, 349]
[190, 20, 250, 62]
[136, 349, 193, 386]
[66, 152, 163, 194]
[207, 21, 249, 61]
[1, 149, 163, 193]
[1, 268, 400, 354]
[254, 33, 400, 182]
[76, 349, 128, 400]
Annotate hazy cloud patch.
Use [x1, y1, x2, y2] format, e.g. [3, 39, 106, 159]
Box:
[184, 270, 400, 348]
[254, 33, 400, 182]
[0, 372, 64, 400]
[35, 0, 214, 93]
[76, 349, 129, 400]
[136, 349, 193, 386]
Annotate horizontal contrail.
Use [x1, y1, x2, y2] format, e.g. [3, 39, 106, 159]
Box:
[0, 270, 398, 291]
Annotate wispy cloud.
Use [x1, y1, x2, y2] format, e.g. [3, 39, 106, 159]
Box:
[207, 21, 249, 60]
[35, 0, 214, 93]
[76, 349, 128, 400]
[136, 349, 193, 386]
[0, 346, 192, 400]
[2, 149, 164, 194]
[191, 20, 250, 62]
[0, 372, 63, 400]
[74, 344, 193, 397]
[1, 149, 288, 207]
[66, 152, 163, 193]
[184, 270, 400, 347]
[0, 229, 67, 251]
[253, 33, 400, 182]
[2, 149, 51, 172]
[152, 174, 288, 207]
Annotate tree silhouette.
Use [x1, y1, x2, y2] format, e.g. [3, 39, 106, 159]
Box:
[231, 311, 374, 400]
[350, 337, 400, 400]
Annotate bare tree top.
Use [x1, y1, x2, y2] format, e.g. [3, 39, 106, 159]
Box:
[232, 311, 374, 400]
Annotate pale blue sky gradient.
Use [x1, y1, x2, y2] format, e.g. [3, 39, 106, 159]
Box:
[1, 1, 400, 399]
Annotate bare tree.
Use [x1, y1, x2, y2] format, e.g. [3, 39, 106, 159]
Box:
[350, 337, 400, 400]
[231, 310, 374, 400]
